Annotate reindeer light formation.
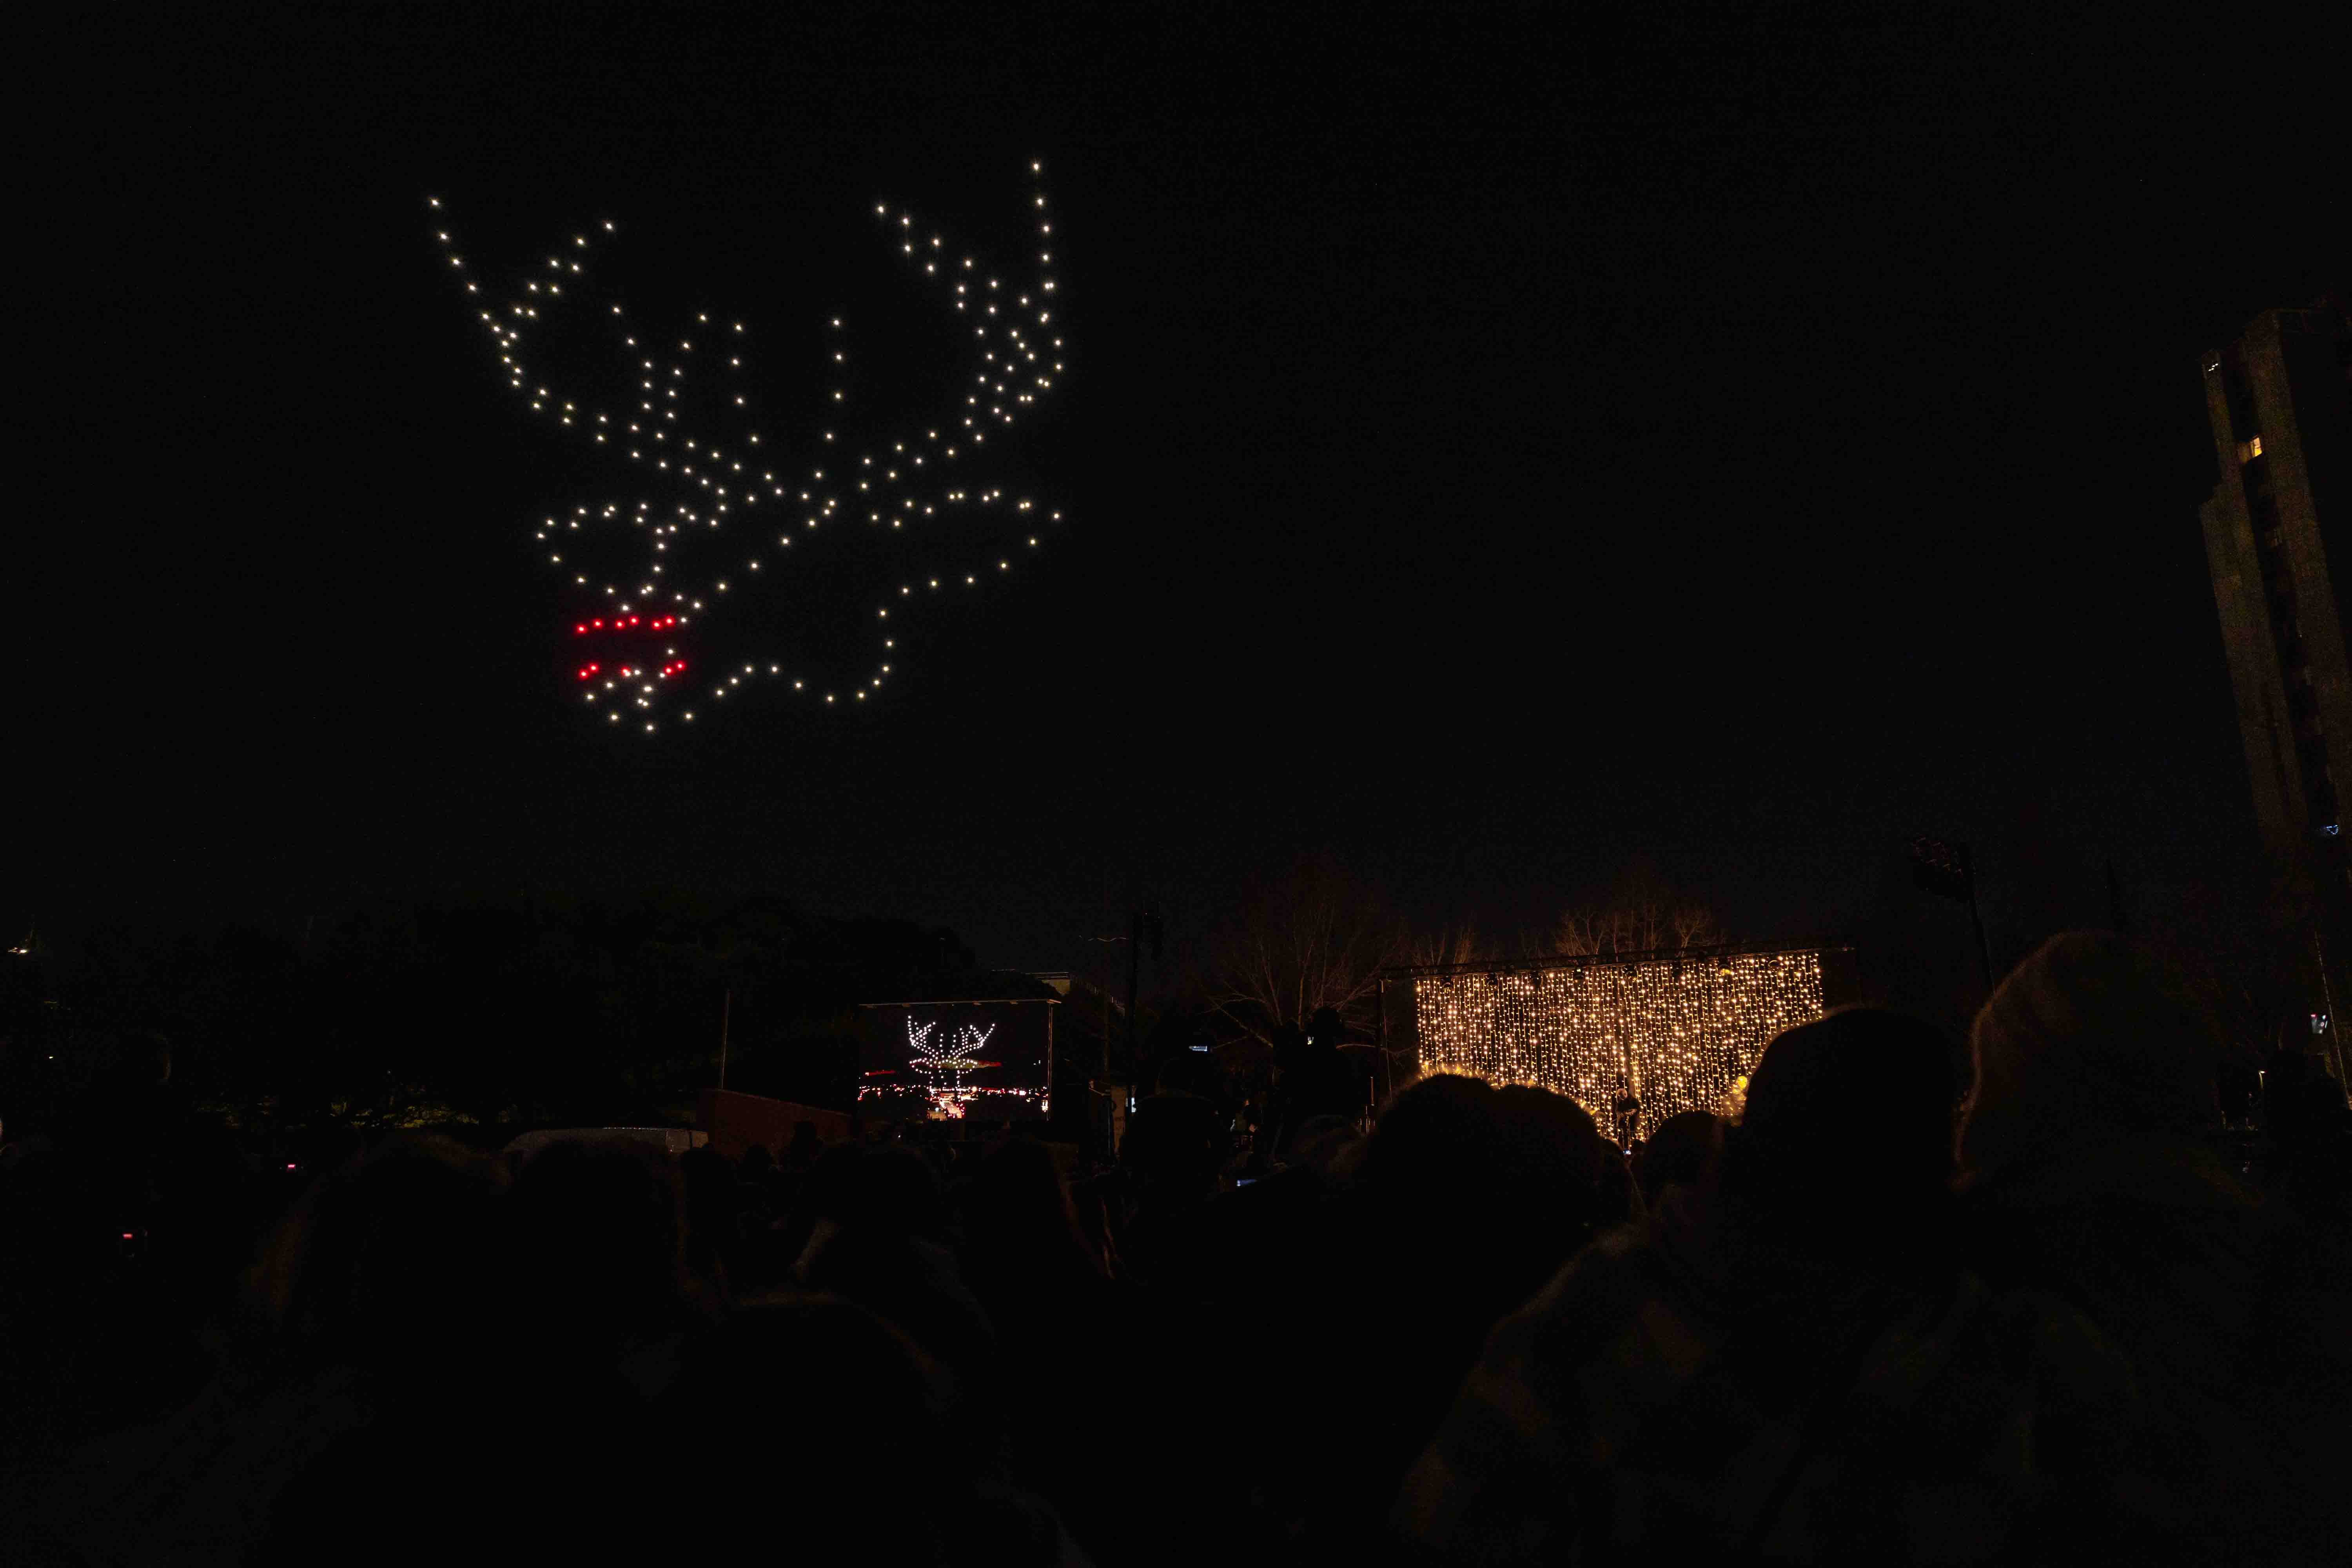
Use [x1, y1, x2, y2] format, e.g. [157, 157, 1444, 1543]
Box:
[428, 163, 1068, 732]
[905, 1016, 999, 1117]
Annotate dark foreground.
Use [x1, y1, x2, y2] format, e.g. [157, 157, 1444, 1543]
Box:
[4, 932, 2348, 1565]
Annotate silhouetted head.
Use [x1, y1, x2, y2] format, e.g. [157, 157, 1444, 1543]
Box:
[1308, 1005, 1348, 1049]
[1366, 1077, 1619, 1240]
[1359, 1072, 1504, 1196]
[1494, 1083, 1628, 1242]
[1633, 1109, 1723, 1209]
[107, 1029, 174, 1093]
[960, 1137, 1098, 1283]
[1287, 1112, 1362, 1178]
[1271, 1023, 1310, 1075]
[1726, 1006, 1957, 1232]
[1120, 1091, 1224, 1205]
[506, 1139, 681, 1356]
[657, 1293, 956, 1543]
[806, 1143, 945, 1239]
[1154, 1045, 1224, 1102]
[256, 1132, 503, 1379]
[1361, 1075, 1625, 1387]
[1492, 1083, 1608, 1178]
[679, 1143, 737, 1218]
[1958, 932, 2218, 1182]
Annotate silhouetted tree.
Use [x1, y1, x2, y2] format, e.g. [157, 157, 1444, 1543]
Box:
[1202, 855, 1402, 1048]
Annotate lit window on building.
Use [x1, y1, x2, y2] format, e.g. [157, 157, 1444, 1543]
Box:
[2238, 435, 2263, 462]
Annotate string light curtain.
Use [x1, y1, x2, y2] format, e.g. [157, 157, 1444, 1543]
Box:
[1408, 949, 1826, 1140]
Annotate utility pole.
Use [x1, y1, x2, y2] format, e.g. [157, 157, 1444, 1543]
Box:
[1123, 908, 1161, 1091]
[719, 987, 731, 1091]
[1967, 879, 1994, 994]
[1087, 907, 1161, 1163]
[1085, 928, 1128, 1163]
[1911, 837, 1994, 995]
[1125, 910, 1143, 1072]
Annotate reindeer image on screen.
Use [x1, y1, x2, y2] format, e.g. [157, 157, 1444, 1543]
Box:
[904, 1017, 1000, 1118]
[857, 995, 1054, 1121]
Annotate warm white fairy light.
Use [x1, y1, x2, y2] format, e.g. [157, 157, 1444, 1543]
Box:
[431, 160, 1069, 731]
[1409, 950, 1827, 1141]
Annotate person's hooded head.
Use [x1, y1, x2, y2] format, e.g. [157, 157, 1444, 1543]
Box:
[1633, 1109, 1723, 1210]
[1956, 931, 2218, 1183]
[1723, 1006, 1957, 1243]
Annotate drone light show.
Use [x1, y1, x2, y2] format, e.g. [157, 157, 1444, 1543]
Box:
[857, 998, 1055, 1120]
[1395, 947, 1838, 1140]
[427, 161, 1069, 732]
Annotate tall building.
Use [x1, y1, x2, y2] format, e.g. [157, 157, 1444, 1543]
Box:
[2198, 296, 2352, 1070]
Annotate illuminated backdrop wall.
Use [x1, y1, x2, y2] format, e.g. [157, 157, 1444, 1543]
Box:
[1400, 949, 1834, 1140]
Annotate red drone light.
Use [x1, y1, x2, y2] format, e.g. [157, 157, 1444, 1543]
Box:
[575, 614, 678, 635]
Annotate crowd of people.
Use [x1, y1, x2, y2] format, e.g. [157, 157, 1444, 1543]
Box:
[3, 930, 2347, 1563]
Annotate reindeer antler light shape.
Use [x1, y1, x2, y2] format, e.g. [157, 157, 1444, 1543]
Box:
[427, 162, 1067, 733]
[906, 1016, 998, 1117]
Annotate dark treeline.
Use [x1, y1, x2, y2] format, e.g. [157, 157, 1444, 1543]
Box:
[0, 899, 978, 1133]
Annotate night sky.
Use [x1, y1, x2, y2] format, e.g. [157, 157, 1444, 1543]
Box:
[20, 5, 2348, 980]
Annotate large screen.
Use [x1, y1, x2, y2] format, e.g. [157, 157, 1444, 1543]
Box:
[856, 1000, 1054, 1120]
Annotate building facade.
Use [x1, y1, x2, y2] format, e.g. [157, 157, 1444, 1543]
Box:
[2197, 297, 2352, 1069]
